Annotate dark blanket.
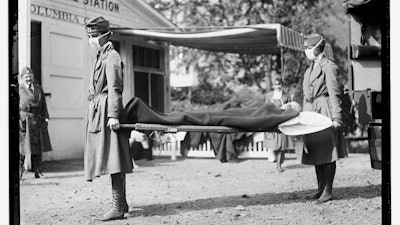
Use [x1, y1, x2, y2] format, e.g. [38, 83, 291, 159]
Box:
[123, 97, 299, 132]
[181, 132, 252, 162]
[209, 132, 254, 162]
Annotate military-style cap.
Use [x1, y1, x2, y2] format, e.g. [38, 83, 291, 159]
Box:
[20, 66, 34, 76]
[304, 33, 324, 47]
[86, 16, 110, 34]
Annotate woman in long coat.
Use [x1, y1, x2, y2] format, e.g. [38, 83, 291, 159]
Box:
[84, 17, 133, 221]
[301, 33, 347, 203]
[264, 78, 291, 172]
[19, 67, 52, 178]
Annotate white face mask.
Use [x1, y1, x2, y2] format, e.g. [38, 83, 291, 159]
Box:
[89, 37, 101, 50]
[305, 48, 317, 61]
[304, 38, 323, 61]
[88, 31, 110, 50]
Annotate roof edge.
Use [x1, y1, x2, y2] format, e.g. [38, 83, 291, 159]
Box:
[134, 0, 178, 29]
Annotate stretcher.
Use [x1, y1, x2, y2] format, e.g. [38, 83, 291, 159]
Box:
[120, 111, 333, 135]
[120, 111, 333, 161]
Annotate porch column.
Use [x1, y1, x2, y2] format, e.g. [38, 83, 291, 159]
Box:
[18, 0, 31, 79]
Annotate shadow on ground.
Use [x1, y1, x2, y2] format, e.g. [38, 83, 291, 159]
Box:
[41, 159, 84, 173]
[37, 157, 312, 175]
[126, 184, 381, 218]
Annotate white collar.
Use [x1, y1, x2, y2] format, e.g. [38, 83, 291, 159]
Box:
[272, 89, 283, 99]
[24, 83, 33, 89]
[313, 54, 324, 68]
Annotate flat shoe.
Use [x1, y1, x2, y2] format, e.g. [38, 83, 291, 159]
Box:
[315, 193, 333, 204]
[100, 210, 124, 221]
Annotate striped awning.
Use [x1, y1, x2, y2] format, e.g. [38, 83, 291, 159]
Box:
[112, 24, 306, 55]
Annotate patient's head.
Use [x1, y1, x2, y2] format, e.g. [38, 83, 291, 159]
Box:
[281, 101, 302, 112]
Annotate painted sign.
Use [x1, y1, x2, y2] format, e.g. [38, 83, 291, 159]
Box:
[31, 4, 123, 27]
[31, 4, 84, 24]
[71, 0, 119, 13]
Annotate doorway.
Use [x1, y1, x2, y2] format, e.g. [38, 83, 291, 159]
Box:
[31, 20, 41, 85]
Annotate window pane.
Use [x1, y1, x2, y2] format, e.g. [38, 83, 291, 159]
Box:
[132, 45, 138, 66]
[138, 47, 145, 67]
[153, 49, 160, 69]
[134, 72, 149, 104]
[158, 49, 164, 69]
[150, 73, 164, 112]
[132, 45, 163, 70]
[145, 48, 152, 68]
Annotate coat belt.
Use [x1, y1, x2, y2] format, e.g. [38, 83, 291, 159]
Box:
[88, 92, 107, 101]
[20, 105, 41, 114]
[305, 93, 329, 103]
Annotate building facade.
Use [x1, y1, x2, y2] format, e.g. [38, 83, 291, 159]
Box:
[17, 0, 176, 160]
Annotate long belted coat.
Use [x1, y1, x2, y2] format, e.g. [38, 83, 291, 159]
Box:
[85, 41, 133, 181]
[300, 55, 347, 165]
[19, 83, 52, 170]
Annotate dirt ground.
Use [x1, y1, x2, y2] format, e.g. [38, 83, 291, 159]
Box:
[19, 153, 382, 225]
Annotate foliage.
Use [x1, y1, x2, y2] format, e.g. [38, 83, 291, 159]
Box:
[146, 0, 349, 107]
[170, 87, 265, 112]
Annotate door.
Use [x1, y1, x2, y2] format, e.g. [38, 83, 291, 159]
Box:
[41, 22, 89, 160]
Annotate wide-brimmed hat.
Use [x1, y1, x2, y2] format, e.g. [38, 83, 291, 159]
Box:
[278, 111, 333, 136]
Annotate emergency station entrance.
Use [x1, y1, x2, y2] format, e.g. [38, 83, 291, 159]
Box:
[18, 0, 177, 161]
[41, 22, 89, 160]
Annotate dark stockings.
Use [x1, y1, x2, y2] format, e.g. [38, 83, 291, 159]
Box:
[20, 154, 42, 179]
[305, 162, 336, 203]
[317, 162, 336, 203]
[304, 164, 324, 199]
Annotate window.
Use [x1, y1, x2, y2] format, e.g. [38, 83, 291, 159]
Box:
[132, 45, 165, 112]
[132, 45, 163, 69]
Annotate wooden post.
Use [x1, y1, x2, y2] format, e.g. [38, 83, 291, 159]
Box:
[171, 138, 177, 161]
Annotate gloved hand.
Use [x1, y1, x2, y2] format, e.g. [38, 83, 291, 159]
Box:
[280, 101, 302, 112]
[107, 117, 120, 131]
[332, 120, 342, 129]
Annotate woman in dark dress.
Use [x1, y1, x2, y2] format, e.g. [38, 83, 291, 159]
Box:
[19, 66, 52, 179]
[301, 33, 347, 203]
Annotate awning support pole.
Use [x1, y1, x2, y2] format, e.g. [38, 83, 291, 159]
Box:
[281, 48, 285, 81]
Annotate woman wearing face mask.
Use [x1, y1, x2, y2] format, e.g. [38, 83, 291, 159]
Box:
[264, 78, 291, 172]
[84, 17, 133, 221]
[19, 67, 52, 179]
[301, 33, 347, 203]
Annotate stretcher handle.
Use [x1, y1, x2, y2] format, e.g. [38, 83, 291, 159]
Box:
[119, 123, 244, 133]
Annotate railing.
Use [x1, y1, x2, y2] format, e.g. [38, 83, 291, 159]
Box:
[152, 132, 295, 159]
